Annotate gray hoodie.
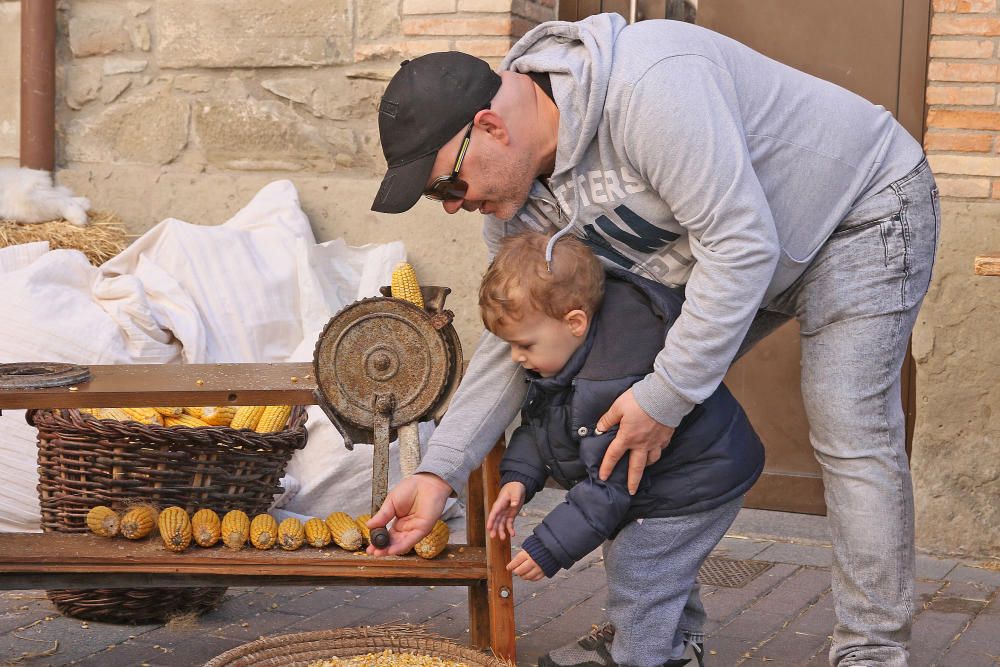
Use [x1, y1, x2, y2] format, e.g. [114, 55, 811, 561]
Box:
[416, 13, 925, 491]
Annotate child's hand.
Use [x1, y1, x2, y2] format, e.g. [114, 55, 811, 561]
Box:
[487, 481, 526, 540]
[507, 548, 544, 581]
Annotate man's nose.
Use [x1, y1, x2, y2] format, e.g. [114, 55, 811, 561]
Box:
[442, 199, 463, 214]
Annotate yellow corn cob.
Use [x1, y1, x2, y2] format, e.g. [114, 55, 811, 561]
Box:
[250, 513, 278, 550]
[191, 508, 222, 547]
[120, 505, 158, 539]
[254, 405, 293, 433]
[120, 407, 164, 425]
[158, 506, 192, 553]
[304, 517, 332, 548]
[221, 509, 250, 550]
[154, 407, 183, 417]
[414, 519, 449, 559]
[79, 407, 99, 417]
[164, 414, 210, 428]
[354, 513, 372, 547]
[278, 517, 305, 551]
[326, 512, 363, 551]
[86, 505, 120, 537]
[196, 406, 238, 427]
[230, 405, 266, 430]
[391, 261, 424, 308]
[97, 407, 134, 422]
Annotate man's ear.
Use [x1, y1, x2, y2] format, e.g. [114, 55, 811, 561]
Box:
[476, 109, 509, 144]
[564, 309, 589, 337]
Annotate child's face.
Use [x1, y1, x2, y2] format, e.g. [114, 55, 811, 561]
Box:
[495, 306, 589, 377]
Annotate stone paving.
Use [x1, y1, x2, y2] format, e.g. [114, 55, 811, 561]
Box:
[2, 492, 998, 667]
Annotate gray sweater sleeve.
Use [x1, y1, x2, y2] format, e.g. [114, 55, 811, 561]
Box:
[624, 56, 780, 427]
[415, 330, 528, 492]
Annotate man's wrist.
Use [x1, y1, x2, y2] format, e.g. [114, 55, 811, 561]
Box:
[414, 471, 457, 497]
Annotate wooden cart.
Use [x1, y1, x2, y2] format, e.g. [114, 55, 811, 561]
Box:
[0, 363, 516, 660]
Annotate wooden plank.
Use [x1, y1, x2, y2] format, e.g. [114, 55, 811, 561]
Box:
[483, 439, 515, 662]
[0, 363, 317, 409]
[974, 253, 1000, 276]
[467, 452, 489, 649]
[0, 533, 486, 589]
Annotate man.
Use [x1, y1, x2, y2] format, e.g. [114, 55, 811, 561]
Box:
[367, 13, 938, 667]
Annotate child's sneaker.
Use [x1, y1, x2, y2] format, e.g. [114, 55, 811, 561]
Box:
[538, 622, 617, 667]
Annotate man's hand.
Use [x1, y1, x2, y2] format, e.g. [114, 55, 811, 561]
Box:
[487, 481, 526, 541]
[596, 388, 675, 495]
[507, 548, 544, 581]
[366, 472, 453, 556]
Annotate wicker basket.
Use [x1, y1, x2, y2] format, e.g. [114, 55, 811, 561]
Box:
[31, 406, 308, 624]
[203, 624, 511, 667]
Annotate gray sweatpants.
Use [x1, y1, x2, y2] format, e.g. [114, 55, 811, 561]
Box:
[603, 495, 744, 667]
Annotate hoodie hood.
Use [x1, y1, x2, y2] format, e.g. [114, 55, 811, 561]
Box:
[501, 13, 627, 180]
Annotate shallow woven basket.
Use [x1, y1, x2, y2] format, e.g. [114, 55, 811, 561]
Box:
[31, 406, 308, 624]
[203, 624, 511, 667]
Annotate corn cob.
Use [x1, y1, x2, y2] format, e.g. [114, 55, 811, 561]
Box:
[158, 506, 192, 552]
[221, 510, 250, 550]
[278, 517, 305, 550]
[230, 405, 266, 430]
[153, 407, 183, 417]
[250, 513, 278, 550]
[185, 406, 238, 427]
[97, 407, 134, 422]
[354, 513, 372, 547]
[192, 508, 222, 547]
[255, 405, 292, 433]
[391, 261, 424, 308]
[304, 517, 332, 548]
[164, 413, 210, 428]
[326, 512, 363, 551]
[119, 407, 164, 425]
[86, 505, 120, 537]
[414, 520, 449, 559]
[120, 505, 158, 539]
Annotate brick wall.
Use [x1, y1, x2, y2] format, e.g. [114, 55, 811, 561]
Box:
[927, 0, 1000, 198]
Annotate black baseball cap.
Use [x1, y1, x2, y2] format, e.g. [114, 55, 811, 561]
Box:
[371, 52, 502, 214]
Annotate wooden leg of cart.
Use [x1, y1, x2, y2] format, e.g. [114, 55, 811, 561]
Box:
[467, 437, 515, 661]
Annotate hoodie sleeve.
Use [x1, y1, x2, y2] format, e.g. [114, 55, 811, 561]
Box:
[526, 430, 634, 575]
[622, 55, 780, 427]
[416, 330, 528, 493]
[499, 422, 547, 503]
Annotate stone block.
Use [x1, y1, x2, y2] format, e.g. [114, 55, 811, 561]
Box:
[930, 154, 1000, 176]
[358, 2, 400, 39]
[193, 98, 335, 171]
[64, 62, 102, 110]
[926, 85, 996, 105]
[310, 78, 384, 121]
[157, 0, 351, 68]
[68, 5, 132, 57]
[403, 0, 458, 14]
[261, 77, 317, 107]
[354, 39, 453, 62]
[66, 94, 190, 166]
[459, 0, 513, 11]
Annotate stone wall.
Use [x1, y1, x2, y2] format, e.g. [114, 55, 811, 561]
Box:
[913, 0, 1000, 558]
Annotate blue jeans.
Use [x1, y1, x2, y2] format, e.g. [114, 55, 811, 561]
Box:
[737, 158, 940, 666]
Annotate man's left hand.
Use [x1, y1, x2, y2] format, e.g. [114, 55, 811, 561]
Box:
[596, 388, 675, 494]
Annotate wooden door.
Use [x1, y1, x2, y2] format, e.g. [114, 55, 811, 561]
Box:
[557, 0, 931, 514]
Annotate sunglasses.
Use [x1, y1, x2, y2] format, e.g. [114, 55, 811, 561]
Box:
[423, 121, 475, 202]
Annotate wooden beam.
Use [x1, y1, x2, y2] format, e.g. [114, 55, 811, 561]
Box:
[974, 253, 1000, 277]
[0, 533, 486, 590]
[0, 363, 317, 409]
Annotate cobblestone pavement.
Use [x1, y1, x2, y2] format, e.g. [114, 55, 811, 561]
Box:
[2, 492, 998, 667]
